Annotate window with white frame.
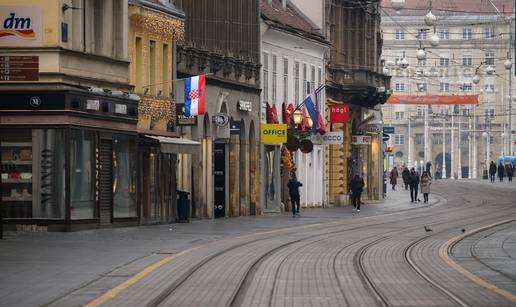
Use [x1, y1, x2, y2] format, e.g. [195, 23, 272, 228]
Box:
[440, 82, 450, 92]
[395, 29, 405, 40]
[485, 107, 495, 119]
[417, 105, 425, 117]
[317, 67, 322, 89]
[416, 134, 425, 145]
[418, 29, 427, 40]
[283, 57, 288, 102]
[485, 51, 495, 65]
[303, 63, 308, 95]
[394, 135, 405, 145]
[395, 112, 404, 120]
[438, 28, 449, 40]
[395, 82, 406, 92]
[484, 83, 495, 93]
[272, 54, 277, 103]
[263, 52, 269, 102]
[416, 82, 427, 92]
[462, 83, 473, 92]
[462, 52, 472, 66]
[463, 28, 472, 40]
[294, 61, 300, 105]
[311, 65, 316, 93]
[484, 27, 495, 39]
[439, 53, 450, 66]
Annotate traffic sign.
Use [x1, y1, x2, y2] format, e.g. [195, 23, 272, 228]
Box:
[383, 126, 395, 134]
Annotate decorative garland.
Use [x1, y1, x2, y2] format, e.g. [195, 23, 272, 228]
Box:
[138, 97, 175, 122]
[130, 8, 185, 43]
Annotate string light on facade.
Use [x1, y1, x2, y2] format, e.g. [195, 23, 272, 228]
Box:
[391, 0, 405, 13]
[430, 33, 440, 47]
[424, 10, 437, 26]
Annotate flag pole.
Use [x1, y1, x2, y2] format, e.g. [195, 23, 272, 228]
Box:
[142, 73, 214, 88]
[292, 85, 326, 113]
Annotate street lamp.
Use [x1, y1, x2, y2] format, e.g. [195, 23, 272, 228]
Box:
[429, 33, 440, 47]
[483, 131, 490, 170]
[391, 0, 405, 13]
[293, 110, 302, 125]
[306, 117, 313, 129]
[424, 11, 438, 26]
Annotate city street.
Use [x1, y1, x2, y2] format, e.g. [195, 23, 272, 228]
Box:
[1, 180, 515, 307]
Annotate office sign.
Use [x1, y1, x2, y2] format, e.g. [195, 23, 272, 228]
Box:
[310, 131, 344, 145]
[0, 6, 42, 46]
[383, 126, 395, 134]
[0, 56, 39, 81]
[351, 135, 372, 145]
[260, 124, 287, 144]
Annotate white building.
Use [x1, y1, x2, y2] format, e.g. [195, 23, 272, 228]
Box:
[260, 0, 329, 211]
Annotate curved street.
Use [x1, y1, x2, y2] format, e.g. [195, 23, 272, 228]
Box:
[26, 180, 512, 307]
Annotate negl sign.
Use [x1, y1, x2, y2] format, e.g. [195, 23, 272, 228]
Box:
[0, 6, 42, 46]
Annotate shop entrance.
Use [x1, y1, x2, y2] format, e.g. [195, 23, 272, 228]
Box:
[99, 139, 113, 225]
[214, 142, 226, 218]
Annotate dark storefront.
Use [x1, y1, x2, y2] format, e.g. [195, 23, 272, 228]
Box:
[0, 90, 139, 231]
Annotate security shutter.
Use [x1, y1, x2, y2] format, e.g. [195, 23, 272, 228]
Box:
[99, 140, 113, 225]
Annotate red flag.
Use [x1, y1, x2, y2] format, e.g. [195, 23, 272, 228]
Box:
[271, 104, 279, 124]
[317, 112, 326, 134]
[301, 108, 307, 131]
[330, 105, 349, 123]
[282, 102, 290, 125]
[266, 102, 274, 123]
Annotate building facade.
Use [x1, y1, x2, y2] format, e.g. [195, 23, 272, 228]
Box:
[381, 0, 515, 178]
[325, 0, 391, 203]
[175, 0, 262, 218]
[260, 0, 329, 212]
[0, 0, 140, 230]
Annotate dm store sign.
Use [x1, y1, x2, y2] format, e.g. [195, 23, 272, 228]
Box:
[0, 6, 42, 46]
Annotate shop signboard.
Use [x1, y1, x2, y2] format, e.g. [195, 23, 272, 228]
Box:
[213, 113, 229, 127]
[237, 100, 252, 112]
[310, 131, 344, 145]
[351, 135, 372, 145]
[176, 103, 197, 126]
[0, 6, 42, 47]
[229, 119, 241, 135]
[0, 56, 39, 81]
[260, 124, 287, 144]
[383, 126, 395, 134]
[330, 105, 349, 123]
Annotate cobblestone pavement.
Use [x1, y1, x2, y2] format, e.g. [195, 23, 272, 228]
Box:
[1, 180, 515, 307]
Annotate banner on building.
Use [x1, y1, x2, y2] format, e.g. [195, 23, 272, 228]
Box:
[351, 135, 371, 145]
[386, 95, 479, 105]
[260, 124, 287, 144]
[330, 105, 349, 123]
[0, 6, 42, 46]
[310, 131, 344, 145]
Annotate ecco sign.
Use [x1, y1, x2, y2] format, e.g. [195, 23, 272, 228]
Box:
[310, 132, 344, 145]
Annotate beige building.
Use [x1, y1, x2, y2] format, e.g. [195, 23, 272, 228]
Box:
[381, 0, 515, 178]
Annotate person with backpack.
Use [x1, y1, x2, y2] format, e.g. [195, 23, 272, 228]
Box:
[349, 174, 365, 212]
[287, 173, 303, 216]
[402, 166, 410, 190]
[489, 161, 497, 183]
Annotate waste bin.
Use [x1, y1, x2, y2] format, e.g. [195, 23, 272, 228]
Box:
[177, 190, 190, 223]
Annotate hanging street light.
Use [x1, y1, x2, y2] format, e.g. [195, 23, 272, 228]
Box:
[430, 33, 440, 47]
[472, 74, 481, 84]
[383, 67, 390, 75]
[391, 0, 405, 13]
[424, 11, 437, 26]
[504, 58, 512, 70]
[416, 48, 426, 61]
[399, 57, 409, 69]
[293, 110, 302, 125]
[486, 65, 496, 75]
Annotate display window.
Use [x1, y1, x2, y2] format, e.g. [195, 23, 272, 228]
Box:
[1, 129, 65, 219]
[113, 134, 137, 218]
[70, 130, 96, 220]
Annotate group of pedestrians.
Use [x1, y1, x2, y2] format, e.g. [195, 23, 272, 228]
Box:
[390, 166, 432, 203]
[488, 161, 514, 183]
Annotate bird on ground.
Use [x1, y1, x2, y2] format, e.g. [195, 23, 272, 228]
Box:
[461, 228, 466, 233]
[424, 226, 433, 232]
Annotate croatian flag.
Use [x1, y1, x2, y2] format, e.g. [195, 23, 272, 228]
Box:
[184, 75, 206, 116]
[303, 93, 318, 131]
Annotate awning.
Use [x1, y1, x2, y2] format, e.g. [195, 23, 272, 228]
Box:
[145, 135, 200, 155]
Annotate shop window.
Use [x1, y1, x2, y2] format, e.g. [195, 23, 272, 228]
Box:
[70, 130, 96, 219]
[113, 135, 137, 218]
[1, 129, 65, 219]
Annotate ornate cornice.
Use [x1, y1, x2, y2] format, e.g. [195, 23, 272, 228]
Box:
[130, 8, 184, 43]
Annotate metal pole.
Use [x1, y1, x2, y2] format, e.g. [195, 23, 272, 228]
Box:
[442, 118, 446, 179]
[451, 114, 455, 178]
[473, 113, 478, 178]
[424, 105, 429, 169]
[509, 30, 514, 155]
[408, 115, 412, 168]
[458, 113, 462, 179]
[468, 114, 472, 179]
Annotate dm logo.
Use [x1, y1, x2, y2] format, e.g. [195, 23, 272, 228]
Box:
[0, 12, 35, 39]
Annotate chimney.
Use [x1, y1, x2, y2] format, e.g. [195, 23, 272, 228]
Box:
[282, 0, 287, 9]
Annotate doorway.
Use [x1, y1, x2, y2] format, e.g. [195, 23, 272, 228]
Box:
[214, 142, 226, 218]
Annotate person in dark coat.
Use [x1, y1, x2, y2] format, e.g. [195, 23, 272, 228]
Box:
[408, 168, 420, 203]
[287, 173, 303, 216]
[402, 166, 410, 190]
[507, 163, 514, 182]
[498, 162, 505, 182]
[390, 167, 399, 190]
[349, 174, 365, 212]
[489, 161, 497, 183]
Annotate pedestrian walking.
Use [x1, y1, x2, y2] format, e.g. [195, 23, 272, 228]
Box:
[420, 171, 432, 203]
[402, 166, 410, 190]
[489, 161, 497, 183]
[390, 167, 399, 190]
[498, 162, 505, 182]
[349, 174, 365, 212]
[408, 168, 420, 203]
[507, 163, 514, 182]
[287, 173, 302, 216]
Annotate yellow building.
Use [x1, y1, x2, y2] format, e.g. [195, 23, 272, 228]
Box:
[128, 0, 187, 223]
